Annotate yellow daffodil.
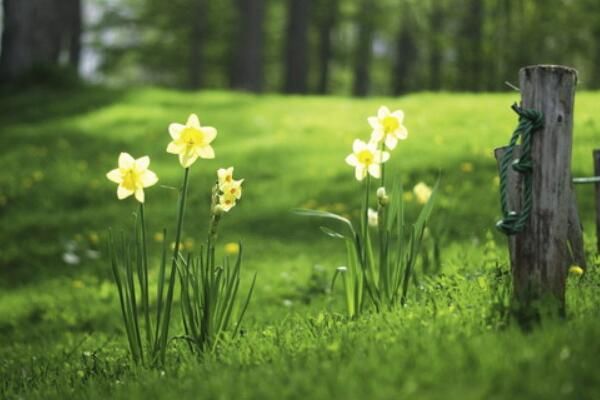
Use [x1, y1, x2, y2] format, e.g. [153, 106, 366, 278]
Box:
[368, 106, 408, 150]
[224, 242, 240, 255]
[413, 182, 432, 204]
[569, 265, 584, 276]
[106, 152, 158, 203]
[217, 192, 238, 213]
[345, 139, 390, 181]
[167, 113, 217, 168]
[217, 167, 234, 187]
[217, 167, 244, 199]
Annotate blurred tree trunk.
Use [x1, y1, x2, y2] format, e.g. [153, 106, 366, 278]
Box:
[456, 0, 484, 91]
[231, 0, 264, 92]
[67, 0, 82, 70]
[428, 0, 444, 91]
[315, 0, 338, 94]
[0, 0, 65, 81]
[392, 11, 418, 95]
[283, 0, 311, 94]
[352, 0, 375, 97]
[188, 0, 205, 89]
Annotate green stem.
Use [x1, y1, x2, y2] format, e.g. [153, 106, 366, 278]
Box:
[379, 141, 386, 188]
[139, 203, 153, 352]
[362, 174, 371, 265]
[158, 167, 190, 364]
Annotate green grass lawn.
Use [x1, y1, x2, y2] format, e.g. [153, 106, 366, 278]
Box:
[1, 86, 599, 399]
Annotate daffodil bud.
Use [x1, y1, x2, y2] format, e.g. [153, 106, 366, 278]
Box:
[376, 186, 389, 206]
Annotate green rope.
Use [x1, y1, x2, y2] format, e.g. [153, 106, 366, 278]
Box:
[496, 104, 544, 236]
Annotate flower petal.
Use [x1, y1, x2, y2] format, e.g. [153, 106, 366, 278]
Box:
[355, 166, 366, 181]
[136, 156, 150, 170]
[197, 145, 215, 159]
[186, 113, 201, 129]
[385, 135, 398, 150]
[141, 170, 158, 187]
[168, 123, 184, 140]
[377, 106, 390, 119]
[367, 116, 380, 130]
[396, 126, 408, 140]
[391, 110, 404, 121]
[179, 151, 198, 168]
[345, 154, 358, 167]
[117, 185, 134, 200]
[106, 169, 122, 183]
[167, 141, 183, 154]
[370, 130, 384, 142]
[118, 152, 135, 169]
[353, 139, 366, 154]
[202, 126, 217, 143]
[380, 151, 390, 163]
[368, 163, 381, 178]
[135, 188, 145, 203]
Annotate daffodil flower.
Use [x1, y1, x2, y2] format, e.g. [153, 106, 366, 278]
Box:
[368, 106, 408, 150]
[221, 179, 244, 200]
[217, 192, 238, 213]
[413, 182, 432, 204]
[167, 113, 217, 168]
[368, 208, 379, 227]
[106, 152, 158, 203]
[217, 167, 234, 187]
[345, 139, 390, 181]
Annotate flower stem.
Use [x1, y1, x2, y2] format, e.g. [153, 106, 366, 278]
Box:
[139, 202, 153, 352]
[158, 167, 190, 364]
[379, 141, 386, 188]
[362, 175, 371, 264]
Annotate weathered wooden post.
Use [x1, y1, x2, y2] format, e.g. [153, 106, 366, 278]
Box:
[495, 65, 580, 320]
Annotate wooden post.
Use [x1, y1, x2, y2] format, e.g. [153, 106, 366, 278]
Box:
[595, 149, 600, 252]
[505, 65, 577, 318]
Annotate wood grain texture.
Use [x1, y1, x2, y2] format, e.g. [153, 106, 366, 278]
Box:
[595, 150, 600, 252]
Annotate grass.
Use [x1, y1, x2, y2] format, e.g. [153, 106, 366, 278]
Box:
[0, 86, 599, 399]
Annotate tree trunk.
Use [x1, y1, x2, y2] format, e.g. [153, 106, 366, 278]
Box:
[428, 1, 443, 91]
[316, 0, 337, 94]
[230, 0, 264, 92]
[352, 0, 374, 97]
[283, 0, 311, 94]
[188, 0, 205, 89]
[0, 0, 65, 81]
[67, 0, 82, 70]
[456, 0, 484, 91]
[392, 11, 417, 95]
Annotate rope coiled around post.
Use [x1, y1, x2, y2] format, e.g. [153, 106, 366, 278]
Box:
[496, 104, 544, 236]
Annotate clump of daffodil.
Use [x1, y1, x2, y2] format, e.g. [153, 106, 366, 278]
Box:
[368, 106, 408, 150]
[345, 139, 390, 181]
[106, 152, 158, 203]
[413, 182, 433, 205]
[569, 265, 584, 276]
[167, 113, 217, 168]
[217, 167, 244, 212]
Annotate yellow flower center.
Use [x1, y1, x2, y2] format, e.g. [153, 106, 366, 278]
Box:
[382, 116, 399, 134]
[180, 127, 205, 147]
[357, 150, 374, 165]
[121, 168, 142, 191]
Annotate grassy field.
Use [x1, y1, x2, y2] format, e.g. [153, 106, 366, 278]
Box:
[1, 86, 599, 399]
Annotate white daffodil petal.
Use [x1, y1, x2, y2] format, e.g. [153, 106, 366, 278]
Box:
[370, 130, 384, 142]
[106, 169, 123, 184]
[353, 139, 366, 153]
[202, 126, 217, 143]
[385, 135, 398, 150]
[381, 151, 390, 163]
[391, 110, 404, 121]
[136, 156, 150, 170]
[179, 151, 198, 168]
[377, 106, 390, 119]
[117, 185, 134, 200]
[141, 170, 158, 187]
[187, 113, 201, 128]
[355, 166, 366, 181]
[168, 123, 184, 139]
[345, 154, 358, 166]
[367, 116, 380, 130]
[368, 163, 381, 178]
[197, 145, 215, 159]
[134, 188, 145, 203]
[118, 152, 135, 169]
[166, 141, 183, 154]
[396, 126, 408, 140]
